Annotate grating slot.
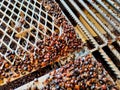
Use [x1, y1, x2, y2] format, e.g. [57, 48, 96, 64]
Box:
[28, 4, 33, 10]
[3, 35, 10, 45]
[47, 15, 52, 22]
[33, 13, 39, 20]
[40, 18, 45, 25]
[0, 11, 4, 18]
[6, 10, 12, 16]
[27, 10, 32, 16]
[29, 35, 35, 44]
[14, 8, 19, 14]
[75, 25, 89, 42]
[103, 46, 120, 70]
[11, 14, 18, 21]
[10, 0, 16, 4]
[21, 8, 26, 13]
[0, 30, 4, 39]
[3, 16, 9, 23]
[1, 6, 6, 12]
[41, 11, 46, 18]
[92, 51, 117, 80]
[13, 32, 19, 41]
[8, 4, 13, 10]
[38, 32, 44, 40]
[24, 22, 30, 29]
[26, 43, 32, 51]
[3, 1, 8, 6]
[25, 16, 31, 23]
[16, 2, 21, 8]
[20, 38, 27, 47]
[9, 20, 15, 28]
[86, 40, 95, 50]
[46, 22, 52, 30]
[35, 2, 41, 8]
[46, 29, 52, 36]
[0, 22, 7, 30]
[0, 44, 7, 54]
[112, 42, 120, 53]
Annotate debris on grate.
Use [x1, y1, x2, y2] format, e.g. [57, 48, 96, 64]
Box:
[0, 0, 84, 87]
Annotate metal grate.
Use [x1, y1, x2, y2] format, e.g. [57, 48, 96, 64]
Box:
[15, 0, 120, 89]
[0, 0, 62, 67]
[0, 0, 65, 86]
[0, 0, 120, 89]
[0, 0, 84, 87]
[57, 0, 120, 80]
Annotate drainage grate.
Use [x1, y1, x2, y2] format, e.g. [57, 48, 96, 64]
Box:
[0, 0, 62, 65]
[57, 0, 120, 80]
[0, 0, 84, 87]
[0, 0, 120, 89]
[0, 0, 64, 86]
